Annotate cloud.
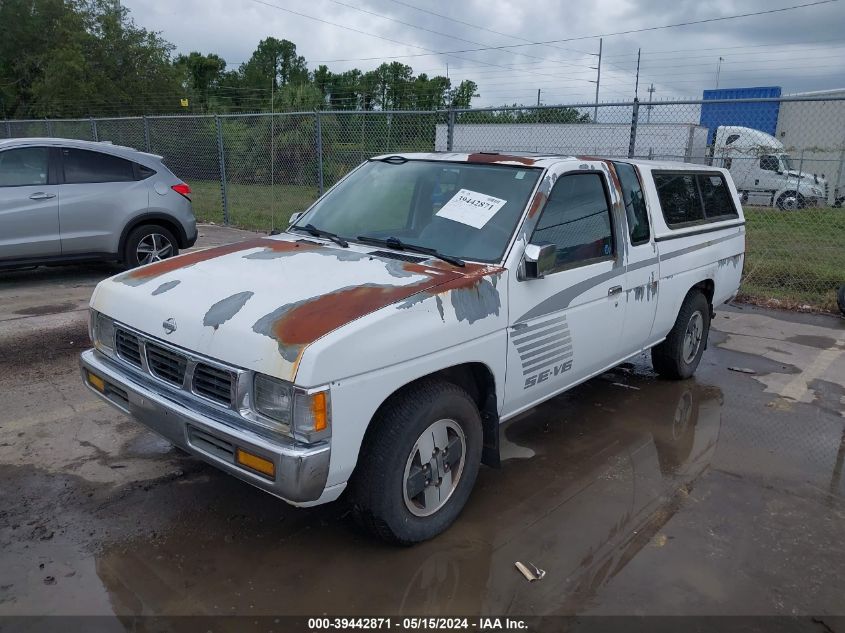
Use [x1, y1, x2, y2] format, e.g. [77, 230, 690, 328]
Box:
[122, 0, 845, 105]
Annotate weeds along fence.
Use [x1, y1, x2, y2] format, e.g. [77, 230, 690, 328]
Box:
[3, 96, 844, 310]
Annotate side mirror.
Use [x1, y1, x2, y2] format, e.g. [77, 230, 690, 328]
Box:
[522, 242, 557, 280]
[289, 211, 304, 224]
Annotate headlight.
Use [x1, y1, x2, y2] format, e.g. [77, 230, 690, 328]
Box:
[252, 374, 330, 442]
[254, 374, 293, 430]
[92, 310, 115, 354]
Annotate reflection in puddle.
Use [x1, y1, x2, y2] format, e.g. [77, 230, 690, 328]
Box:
[95, 372, 722, 616]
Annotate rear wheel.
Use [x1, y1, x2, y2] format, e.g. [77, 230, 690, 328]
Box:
[351, 379, 482, 545]
[651, 290, 710, 380]
[124, 224, 179, 268]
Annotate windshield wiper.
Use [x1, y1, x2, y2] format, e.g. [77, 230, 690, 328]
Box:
[290, 223, 348, 248]
[356, 235, 465, 267]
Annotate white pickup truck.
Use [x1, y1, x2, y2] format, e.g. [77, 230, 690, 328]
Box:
[80, 152, 745, 544]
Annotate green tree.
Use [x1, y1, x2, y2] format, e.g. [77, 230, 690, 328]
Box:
[450, 80, 479, 109]
[175, 52, 227, 111]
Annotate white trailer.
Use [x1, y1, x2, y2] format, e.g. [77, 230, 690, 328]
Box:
[435, 122, 710, 163]
[775, 89, 845, 206]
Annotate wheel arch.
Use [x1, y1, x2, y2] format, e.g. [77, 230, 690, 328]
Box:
[118, 213, 189, 261]
[691, 278, 715, 317]
[360, 362, 501, 470]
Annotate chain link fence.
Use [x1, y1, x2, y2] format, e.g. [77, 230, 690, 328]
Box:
[3, 96, 844, 310]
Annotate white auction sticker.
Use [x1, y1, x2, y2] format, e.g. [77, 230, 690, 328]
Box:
[435, 188, 507, 229]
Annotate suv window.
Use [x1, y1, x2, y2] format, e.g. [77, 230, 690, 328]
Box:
[532, 172, 613, 269]
[62, 148, 135, 184]
[613, 162, 650, 245]
[653, 172, 704, 226]
[0, 147, 49, 187]
[698, 174, 738, 220]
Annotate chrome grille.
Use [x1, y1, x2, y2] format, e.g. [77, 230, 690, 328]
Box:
[115, 329, 142, 367]
[109, 322, 240, 409]
[146, 342, 188, 386]
[192, 363, 234, 405]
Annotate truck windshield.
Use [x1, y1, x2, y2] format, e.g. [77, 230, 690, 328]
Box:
[295, 159, 542, 263]
[780, 155, 794, 171]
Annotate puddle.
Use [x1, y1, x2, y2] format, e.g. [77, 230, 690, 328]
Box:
[89, 374, 724, 616]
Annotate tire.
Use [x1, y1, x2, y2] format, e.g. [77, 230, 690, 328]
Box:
[350, 379, 483, 545]
[776, 191, 804, 210]
[651, 290, 710, 380]
[123, 224, 179, 268]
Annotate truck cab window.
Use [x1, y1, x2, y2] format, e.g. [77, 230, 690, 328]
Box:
[0, 147, 49, 187]
[532, 172, 613, 269]
[759, 155, 780, 172]
[612, 162, 650, 245]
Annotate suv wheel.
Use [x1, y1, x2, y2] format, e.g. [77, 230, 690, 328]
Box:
[351, 379, 482, 545]
[124, 224, 179, 268]
[651, 290, 710, 380]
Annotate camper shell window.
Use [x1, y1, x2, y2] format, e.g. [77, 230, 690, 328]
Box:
[653, 171, 739, 228]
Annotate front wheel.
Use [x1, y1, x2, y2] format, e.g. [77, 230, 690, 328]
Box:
[776, 191, 805, 210]
[351, 379, 482, 545]
[651, 290, 711, 380]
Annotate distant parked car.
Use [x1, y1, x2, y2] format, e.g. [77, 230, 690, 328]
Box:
[0, 138, 197, 269]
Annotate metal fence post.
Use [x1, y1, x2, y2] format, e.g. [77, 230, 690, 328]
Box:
[142, 116, 151, 152]
[315, 111, 324, 196]
[46, 118, 53, 137]
[447, 108, 456, 152]
[215, 115, 230, 226]
[627, 98, 639, 159]
[3, 119, 9, 138]
[90, 117, 98, 142]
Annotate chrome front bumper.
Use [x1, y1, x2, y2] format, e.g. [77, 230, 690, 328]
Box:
[79, 348, 330, 503]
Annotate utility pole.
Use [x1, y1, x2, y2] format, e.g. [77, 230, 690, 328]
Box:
[634, 48, 641, 99]
[715, 56, 724, 89]
[646, 83, 655, 123]
[593, 38, 602, 123]
[537, 89, 541, 107]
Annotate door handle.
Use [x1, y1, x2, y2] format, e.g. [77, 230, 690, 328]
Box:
[29, 192, 56, 200]
[608, 285, 623, 297]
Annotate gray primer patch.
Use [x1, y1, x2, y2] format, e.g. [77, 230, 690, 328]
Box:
[451, 277, 501, 324]
[204, 291, 254, 330]
[397, 292, 446, 322]
[152, 280, 180, 296]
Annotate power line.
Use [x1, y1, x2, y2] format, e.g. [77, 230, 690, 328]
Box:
[384, 0, 595, 57]
[306, 0, 837, 64]
[246, 0, 597, 85]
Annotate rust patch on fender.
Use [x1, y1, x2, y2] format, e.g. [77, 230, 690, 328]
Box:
[118, 238, 318, 284]
[467, 153, 536, 166]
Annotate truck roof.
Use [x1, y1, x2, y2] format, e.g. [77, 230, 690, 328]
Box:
[371, 151, 726, 172]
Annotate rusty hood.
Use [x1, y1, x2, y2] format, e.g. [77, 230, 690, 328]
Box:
[92, 235, 501, 381]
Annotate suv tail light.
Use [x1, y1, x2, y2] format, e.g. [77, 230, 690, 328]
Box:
[171, 183, 191, 200]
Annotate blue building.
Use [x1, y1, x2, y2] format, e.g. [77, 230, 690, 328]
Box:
[699, 86, 782, 143]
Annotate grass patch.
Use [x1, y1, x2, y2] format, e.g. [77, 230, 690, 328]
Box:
[742, 206, 844, 311]
[190, 180, 319, 231]
[188, 180, 845, 311]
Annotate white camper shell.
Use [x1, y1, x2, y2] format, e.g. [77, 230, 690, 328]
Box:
[80, 152, 745, 544]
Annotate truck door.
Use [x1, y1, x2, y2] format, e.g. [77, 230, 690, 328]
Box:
[613, 162, 659, 353]
[503, 168, 626, 417]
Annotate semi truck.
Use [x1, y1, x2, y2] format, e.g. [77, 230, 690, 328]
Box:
[711, 125, 829, 209]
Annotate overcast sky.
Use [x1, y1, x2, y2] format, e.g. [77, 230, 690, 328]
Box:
[122, 0, 845, 106]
